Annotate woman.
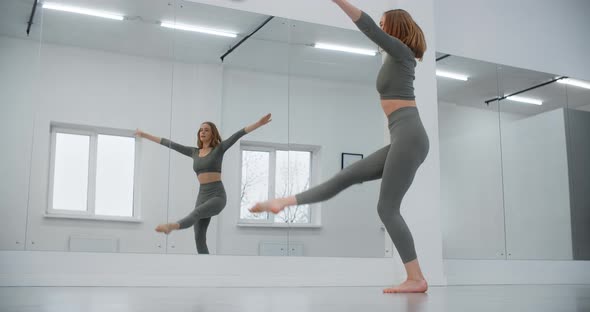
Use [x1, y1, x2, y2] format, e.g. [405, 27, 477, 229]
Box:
[250, 0, 429, 293]
[137, 113, 272, 254]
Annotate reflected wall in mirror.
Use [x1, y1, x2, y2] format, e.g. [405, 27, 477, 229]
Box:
[438, 52, 590, 261]
[436, 53, 505, 260]
[16, 0, 293, 256]
[21, 0, 180, 254]
[223, 17, 296, 245]
[165, 2, 291, 256]
[285, 19, 387, 258]
[499, 67, 590, 261]
[0, 0, 42, 251]
[498, 65, 570, 260]
[2, 0, 419, 258]
[562, 78, 590, 261]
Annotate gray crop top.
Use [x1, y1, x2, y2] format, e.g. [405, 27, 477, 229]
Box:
[354, 11, 417, 100]
[160, 128, 247, 175]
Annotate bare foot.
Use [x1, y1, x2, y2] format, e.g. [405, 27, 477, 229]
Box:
[249, 199, 287, 214]
[383, 279, 428, 294]
[155, 223, 175, 234]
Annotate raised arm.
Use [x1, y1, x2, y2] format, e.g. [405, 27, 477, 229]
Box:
[220, 128, 247, 153]
[221, 113, 272, 152]
[136, 129, 195, 158]
[332, 0, 362, 21]
[333, 0, 410, 59]
[135, 129, 160, 144]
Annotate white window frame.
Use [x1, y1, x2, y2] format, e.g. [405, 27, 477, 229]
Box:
[46, 122, 142, 223]
[237, 140, 322, 228]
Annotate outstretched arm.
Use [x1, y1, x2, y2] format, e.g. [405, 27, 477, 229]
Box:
[136, 129, 195, 158]
[332, 0, 362, 22]
[333, 0, 410, 59]
[221, 113, 272, 152]
[135, 129, 161, 144]
[245, 113, 272, 134]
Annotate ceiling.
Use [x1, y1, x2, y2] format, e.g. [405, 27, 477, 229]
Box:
[436, 52, 590, 116]
[2, 0, 587, 114]
[0, 0, 380, 84]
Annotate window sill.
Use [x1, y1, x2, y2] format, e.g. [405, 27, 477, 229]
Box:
[237, 222, 322, 229]
[44, 213, 142, 223]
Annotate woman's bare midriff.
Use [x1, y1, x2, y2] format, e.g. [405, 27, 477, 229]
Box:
[381, 99, 417, 117]
[197, 172, 222, 184]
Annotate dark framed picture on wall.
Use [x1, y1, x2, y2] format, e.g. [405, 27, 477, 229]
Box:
[341, 153, 363, 170]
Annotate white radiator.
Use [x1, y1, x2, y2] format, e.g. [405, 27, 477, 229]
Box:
[258, 241, 304, 256]
[69, 235, 119, 253]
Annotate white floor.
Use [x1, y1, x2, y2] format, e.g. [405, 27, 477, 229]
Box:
[1, 285, 589, 312]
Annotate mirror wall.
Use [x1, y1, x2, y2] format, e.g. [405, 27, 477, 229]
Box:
[498, 65, 570, 260]
[5, 0, 586, 261]
[167, 2, 293, 255]
[437, 54, 505, 259]
[0, 0, 42, 251]
[184, 6, 289, 256]
[285, 19, 385, 257]
[438, 53, 590, 261]
[563, 77, 590, 261]
[26, 0, 177, 253]
[3, 0, 390, 257]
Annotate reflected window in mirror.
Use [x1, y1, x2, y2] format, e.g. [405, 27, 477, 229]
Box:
[239, 142, 319, 226]
[48, 123, 139, 221]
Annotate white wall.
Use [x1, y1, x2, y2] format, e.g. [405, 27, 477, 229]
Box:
[1, 36, 224, 254]
[434, 0, 590, 81]
[439, 102, 573, 260]
[27, 40, 172, 253]
[433, 0, 588, 284]
[501, 108, 572, 260]
[0, 36, 39, 251]
[439, 102, 507, 259]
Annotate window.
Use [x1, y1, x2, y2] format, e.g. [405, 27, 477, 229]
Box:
[239, 141, 319, 225]
[48, 123, 139, 221]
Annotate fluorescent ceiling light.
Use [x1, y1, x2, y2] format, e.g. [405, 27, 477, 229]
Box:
[505, 95, 543, 105]
[42, 2, 124, 21]
[557, 78, 590, 90]
[436, 70, 469, 81]
[313, 43, 377, 56]
[160, 21, 237, 38]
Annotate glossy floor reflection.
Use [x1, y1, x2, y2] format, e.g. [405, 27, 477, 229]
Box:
[1, 285, 589, 312]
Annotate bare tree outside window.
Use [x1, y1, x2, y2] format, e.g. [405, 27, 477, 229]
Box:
[240, 145, 314, 224]
[240, 151, 270, 220]
[275, 151, 311, 224]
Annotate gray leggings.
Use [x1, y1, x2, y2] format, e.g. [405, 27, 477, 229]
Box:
[177, 181, 227, 254]
[296, 107, 429, 263]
